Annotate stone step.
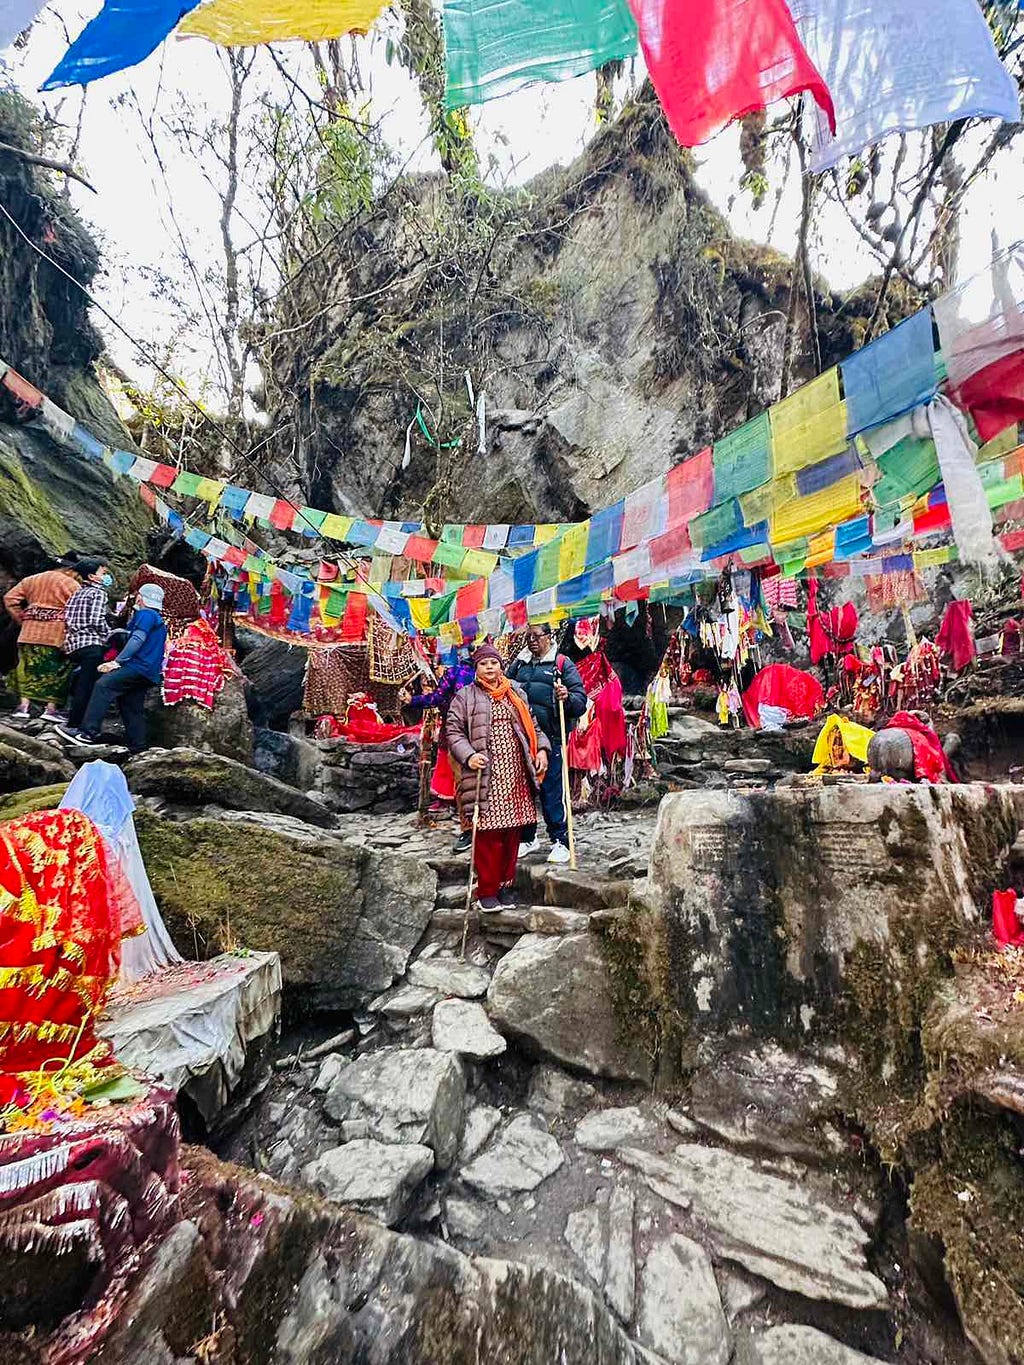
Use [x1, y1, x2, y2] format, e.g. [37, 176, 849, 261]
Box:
[517, 863, 636, 913]
[480, 905, 591, 936]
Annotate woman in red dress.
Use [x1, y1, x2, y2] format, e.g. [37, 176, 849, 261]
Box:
[446, 646, 550, 911]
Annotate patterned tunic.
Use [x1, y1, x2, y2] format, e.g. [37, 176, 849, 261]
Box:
[480, 697, 538, 832]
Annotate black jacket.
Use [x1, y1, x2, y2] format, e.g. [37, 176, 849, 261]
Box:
[507, 651, 588, 742]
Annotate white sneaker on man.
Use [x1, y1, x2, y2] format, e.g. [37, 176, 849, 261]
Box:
[547, 842, 572, 865]
[518, 837, 541, 858]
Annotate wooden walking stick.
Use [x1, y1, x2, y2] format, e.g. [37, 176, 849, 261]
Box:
[460, 766, 483, 960]
[557, 695, 578, 870]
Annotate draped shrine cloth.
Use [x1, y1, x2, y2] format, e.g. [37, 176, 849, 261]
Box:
[127, 565, 200, 628]
[807, 580, 859, 665]
[59, 762, 182, 985]
[935, 599, 977, 672]
[161, 618, 229, 710]
[178, 0, 385, 43]
[576, 650, 628, 761]
[742, 664, 823, 729]
[811, 713, 874, 771]
[885, 711, 957, 783]
[0, 809, 140, 1089]
[43, 0, 203, 88]
[0, 0, 46, 49]
[791, 0, 1019, 173]
[442, 0, 638, 108]
[627, 0, 833, 148]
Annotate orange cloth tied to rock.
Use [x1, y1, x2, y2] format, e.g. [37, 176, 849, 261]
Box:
[478, 676, 539, 759]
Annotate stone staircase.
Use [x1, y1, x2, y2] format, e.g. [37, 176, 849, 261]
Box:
[427, 853, 643, 948]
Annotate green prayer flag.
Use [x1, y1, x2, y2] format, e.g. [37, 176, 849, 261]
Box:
[442, 0, 638, 108]
[171, 470, 203, 497]
[430, 591, 457, 627]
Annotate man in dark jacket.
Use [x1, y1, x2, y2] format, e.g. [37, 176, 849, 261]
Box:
[508, 623, 587, 864]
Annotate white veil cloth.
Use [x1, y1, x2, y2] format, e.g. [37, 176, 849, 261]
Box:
[59, 760, 183, 984]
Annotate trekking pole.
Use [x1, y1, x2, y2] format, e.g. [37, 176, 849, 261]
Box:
[460, 766, 483, 960]
[558, 695, 578, 870]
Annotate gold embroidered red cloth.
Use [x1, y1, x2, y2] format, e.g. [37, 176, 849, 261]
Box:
[0, 810, 141, 1106]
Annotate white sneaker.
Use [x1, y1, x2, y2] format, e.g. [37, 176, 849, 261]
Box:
[518, 838, 541, 858]
[547, 842, 572, 865]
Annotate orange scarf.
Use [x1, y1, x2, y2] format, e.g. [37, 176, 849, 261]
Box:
[479, 676, 538, 758]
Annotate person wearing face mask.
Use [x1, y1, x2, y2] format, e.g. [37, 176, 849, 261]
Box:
[58, 558, 115, 735]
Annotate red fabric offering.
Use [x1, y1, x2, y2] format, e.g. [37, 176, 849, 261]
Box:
[162, 619, 230, 710]
[886, 711, 958, 783]
[0, 809, 138, 1089]
[807, 579, 858, 664]
[431, 748, 456, 800]
[341, 592, 369, 643]
[742, 663, 824, 728]
[568, 716, 605, 773]
[993, 890, 1024, 947]
[936, 599, 976, 672]
[952, 349, 1024, 444]
[628, 0, 834, 147]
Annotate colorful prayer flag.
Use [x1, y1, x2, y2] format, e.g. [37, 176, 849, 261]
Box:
[178, 0, 385, 44]
[44, 0, 203, 89]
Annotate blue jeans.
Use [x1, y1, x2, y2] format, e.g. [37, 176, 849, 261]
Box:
[522, 742, 568, 846]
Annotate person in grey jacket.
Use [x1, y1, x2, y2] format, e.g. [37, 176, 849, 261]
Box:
[507, 624, 587, 863]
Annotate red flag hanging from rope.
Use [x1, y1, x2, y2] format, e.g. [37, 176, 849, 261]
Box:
[627, 0, 835, 147]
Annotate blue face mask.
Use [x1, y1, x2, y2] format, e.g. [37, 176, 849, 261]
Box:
[99, 572, 113, 588]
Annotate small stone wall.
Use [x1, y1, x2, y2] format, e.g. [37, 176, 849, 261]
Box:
[256, 728, 422, 813]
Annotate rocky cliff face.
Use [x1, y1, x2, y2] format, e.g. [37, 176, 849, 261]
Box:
[0, 91, 151, 645]
[261, 85, 900, 528]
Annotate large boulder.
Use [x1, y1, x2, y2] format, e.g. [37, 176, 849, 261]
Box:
[487, 933, 654, 1083]
[644, 784, 1024, 1081]
[0, 723, 74, 793]
[125, 747, 335, 828]
[135, 811, 436, 1011]
[31, 1147, 652, 1365]
[323, 1047, 465, 1168]
[253, 727, 321, 791]
[148, 673, 254, 763]
[302, 1140, 434, 1227]
[237, 631, 306, 727]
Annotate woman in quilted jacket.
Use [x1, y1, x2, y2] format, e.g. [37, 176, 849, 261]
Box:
[445, 646, 549, 911]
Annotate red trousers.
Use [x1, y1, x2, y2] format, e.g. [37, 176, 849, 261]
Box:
[474, 828, 519, 899]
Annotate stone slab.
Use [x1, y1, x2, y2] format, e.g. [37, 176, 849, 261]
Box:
[617, 1144, 887, 1310]
[302, 1139, 433, 1226]
[324, 1047, 465, 1168]
[408, 957, 491, 999]
[461, 1114, 564, 1196]
[638, 1235, 729, 1365]
[744, 1325, 888, 1365]
[432, 1000, 507, 1059]
[575, 1107, 655, 1152]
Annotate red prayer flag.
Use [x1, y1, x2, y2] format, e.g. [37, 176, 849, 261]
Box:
[270, 499, 297, 530]
[952, 348, 1024, 444]
[615, 579, 649, 603]
[405, 536, 439, 562]
[913, 504, 952, 537]
[455, 578, 487, 618]
[463, 525, 487, 549]
[149, 464, 179, 488]
[649, 524, 692, 568]
[139, 484, 156, 509]
[505, 599, 528, 629]
[341, 591, 368, 642]
[222, 547, 246, 567]
[627, 0, 834, 147]
[667, 448, 714, 525]
[2, 367, 44, 407]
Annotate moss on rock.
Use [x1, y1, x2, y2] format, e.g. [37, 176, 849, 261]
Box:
[0, 783, 65, 821]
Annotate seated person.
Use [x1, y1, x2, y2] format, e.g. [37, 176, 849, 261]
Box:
[58, 584, 167, 753]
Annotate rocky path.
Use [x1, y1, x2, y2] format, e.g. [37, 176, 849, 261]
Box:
[220, 804, 967, 1365]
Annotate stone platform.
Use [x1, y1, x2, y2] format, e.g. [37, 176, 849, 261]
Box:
[99, 951, 282, 1133]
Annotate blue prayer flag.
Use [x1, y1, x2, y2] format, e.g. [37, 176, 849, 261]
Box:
[43, 0, 203, 89]
[840, 308, 936, 437]
[585, 501, 624, 568]
[795, 445, 861, 496]
[72, 423, 106, 461]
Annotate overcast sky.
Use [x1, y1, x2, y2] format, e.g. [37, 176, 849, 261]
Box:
[4, 3, 1023, 403]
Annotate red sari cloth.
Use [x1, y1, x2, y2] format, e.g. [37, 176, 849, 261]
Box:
[993, 890, 1024, 947]
[935, 599, 976, 672]
[0, 809, 139, 1091]
[886, 711, 958, 783]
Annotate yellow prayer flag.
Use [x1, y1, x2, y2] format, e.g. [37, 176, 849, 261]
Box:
[320, 513, 353, 541]
[409, 599, 433, 630]
[770, 370, 848, 476]
[804, 529, 835, 569]
[462, 549, 499, 577]
[195, 477, 225, 504]
[558, 524, 589, 582]
[533, 525, 560, 544]
[179, 0, 386, 43]
[914, 546, 955, 569]
[741, 475, 795, 527]
[770, 473, 862, 543]
[439, 621, 463, 645]
[976, 427, 1019, 463]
